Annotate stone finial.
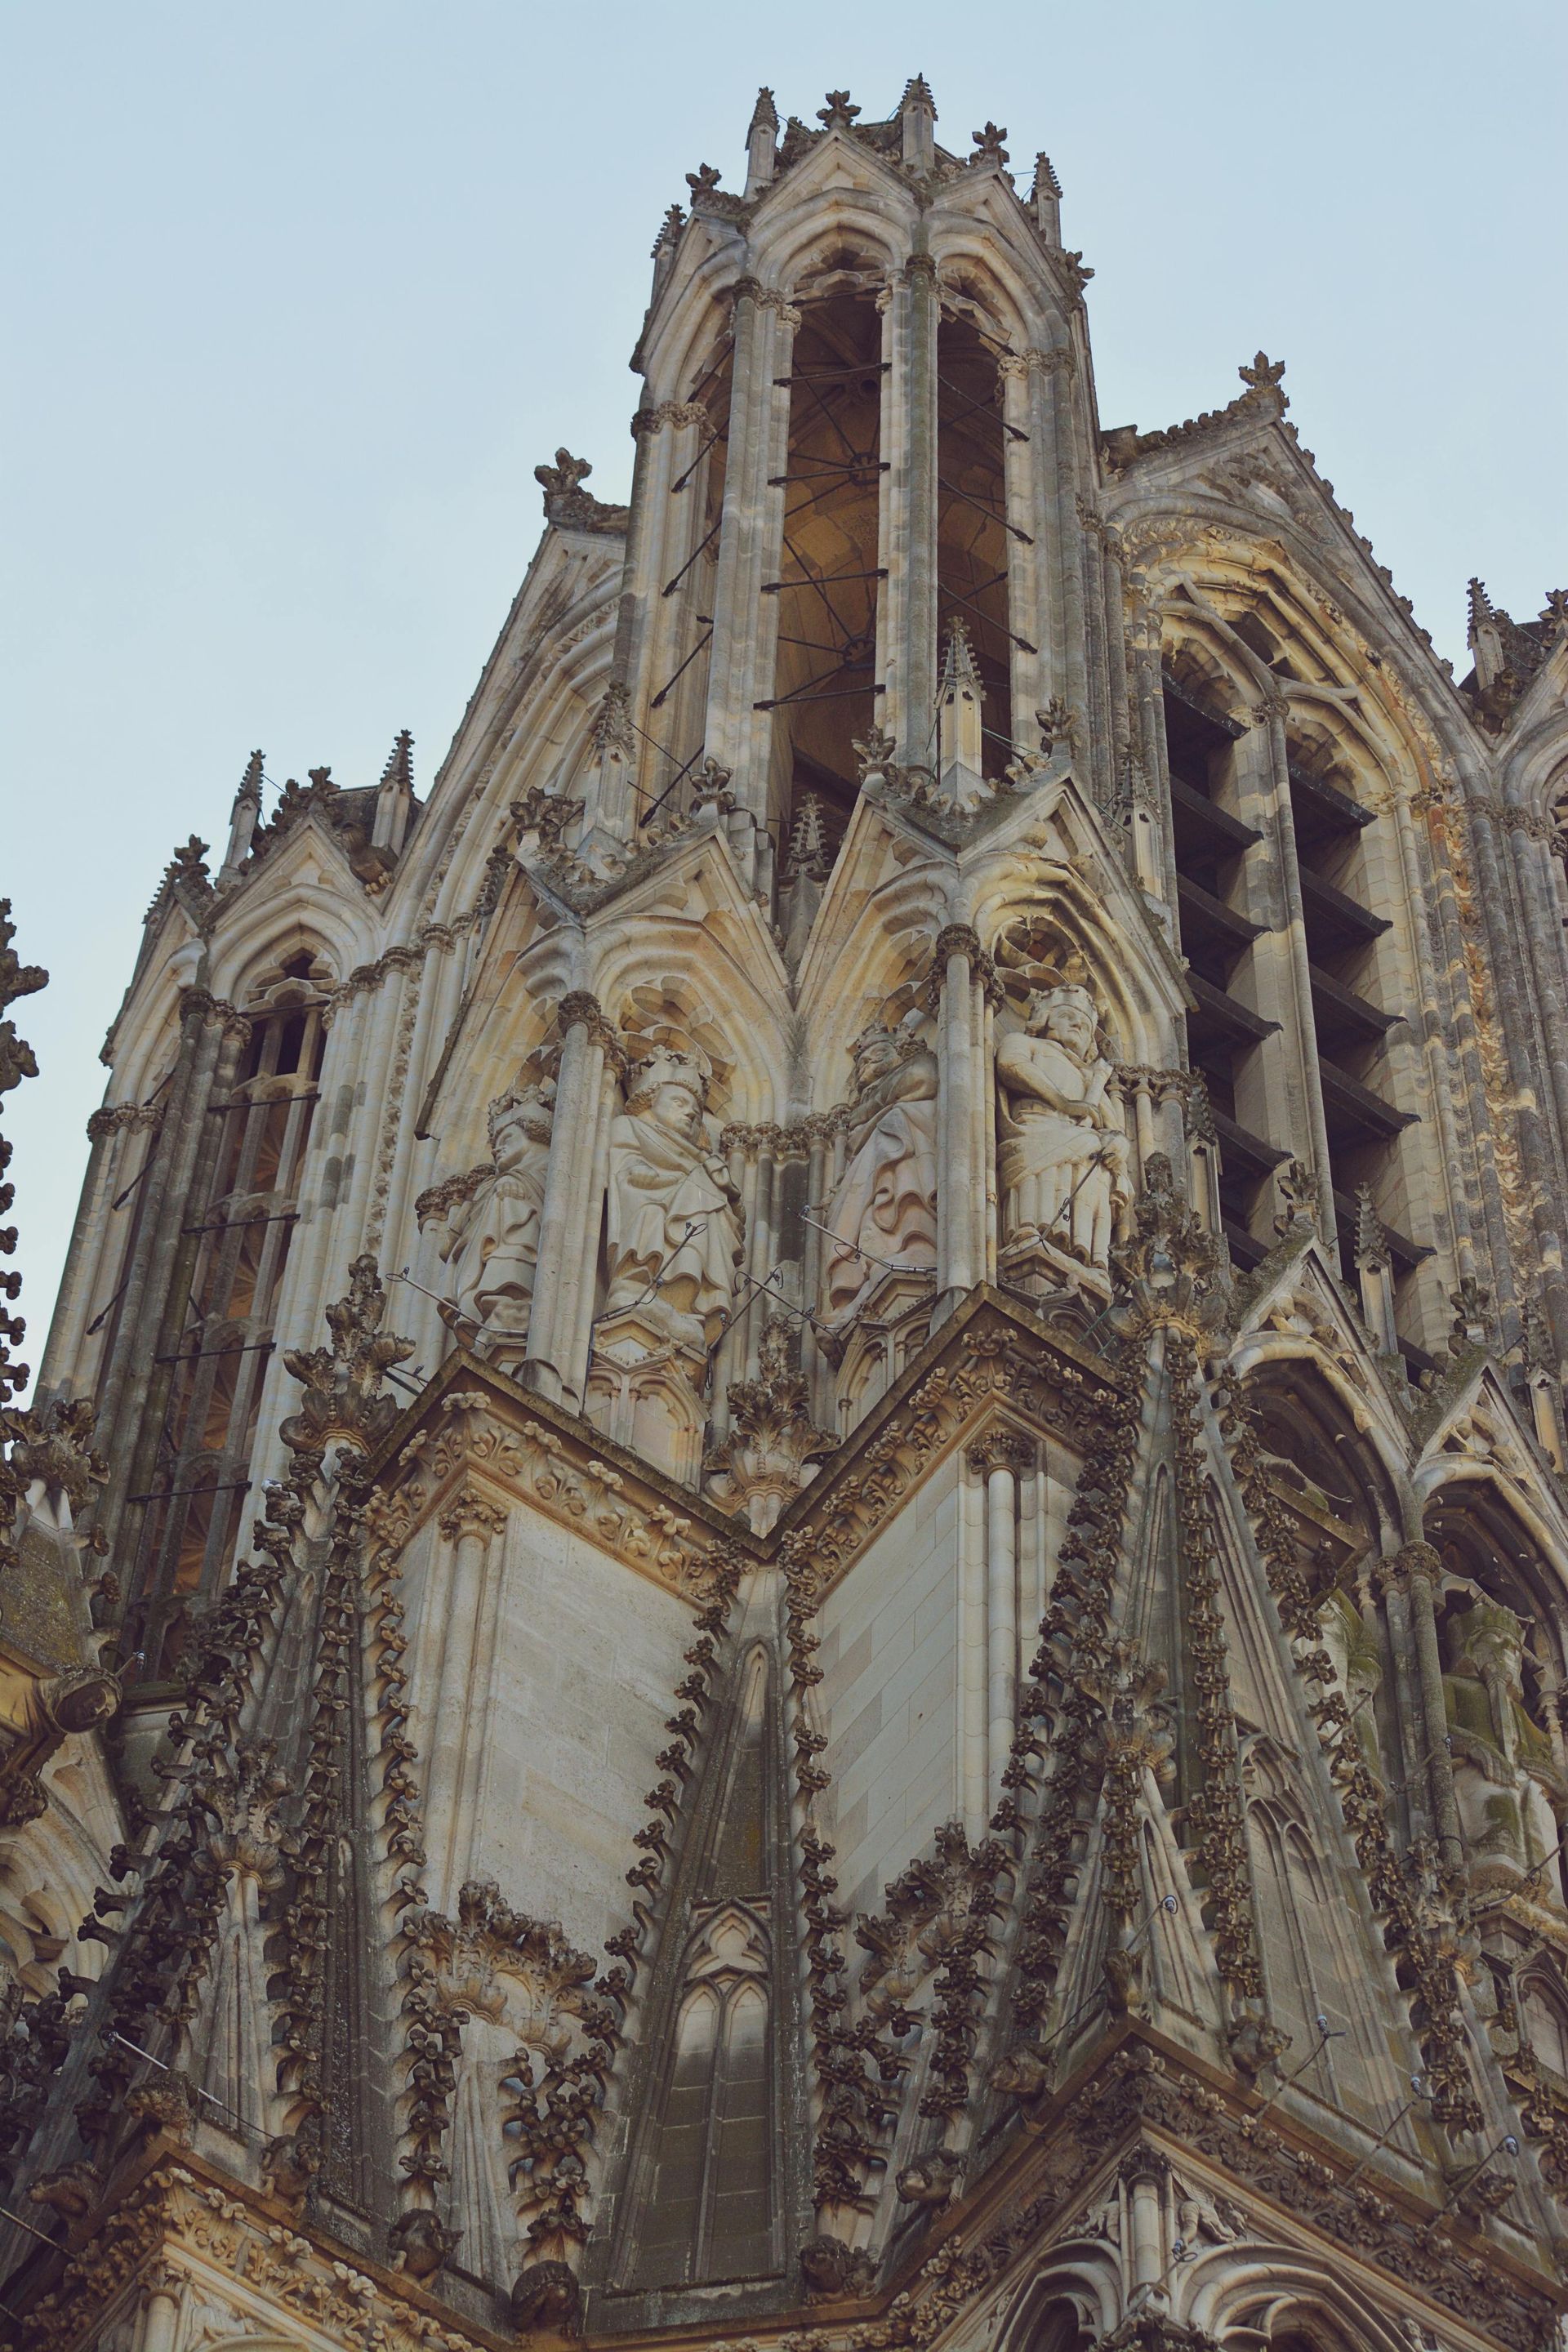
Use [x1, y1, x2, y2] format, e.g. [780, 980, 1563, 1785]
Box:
[971, 122, 1009, 167]
[533, 448, 628, 536]
[1031, 153, 1062, 241]
[817, 91, 860, 131]
[278, 1255, 415, 1457]
[164, 835, 212, 897]
[535, 448, 593, 513]
[685, 163, 722, 200]
[1237, 351, 1288, 412]
[746, 87, 778, 195]
[899, 74, 936, 172]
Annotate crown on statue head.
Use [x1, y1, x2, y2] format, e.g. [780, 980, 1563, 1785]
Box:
[626, 1040, 710, 1107]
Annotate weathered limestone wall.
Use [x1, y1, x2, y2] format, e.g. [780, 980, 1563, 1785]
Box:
[817, 1453, 962, 1922]
[398, 1499, 695, 1955]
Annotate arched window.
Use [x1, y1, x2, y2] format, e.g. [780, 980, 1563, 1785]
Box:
[626, 1908, 777, 2287]
[120, 953, 328, 1682]
[937, 305, 1014, 777]
[768, 282, 885, 866]
[1160, 645, 1277, 1269]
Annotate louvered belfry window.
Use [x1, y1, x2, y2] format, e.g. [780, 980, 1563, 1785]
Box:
[121, 959, 325, 1682]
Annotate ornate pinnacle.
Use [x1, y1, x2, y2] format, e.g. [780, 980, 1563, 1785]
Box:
[817, 91, 861, 131]
[748, 87, 778, 136]
[971, 122, 1009, 166]
[939, 615, 982, 695]
[684, 163, 722, 197]
[234, 749, 264, 810]
[651, 203, 685, 260]
[378, 729, 413, 793]
[1466, 577, 1494, 636]
[899, 74, 935, 114]
[279, 1255, 414, 1456]
[1031, 153, 1062, 201]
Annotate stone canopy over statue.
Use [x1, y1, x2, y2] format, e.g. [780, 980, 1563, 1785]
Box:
[417, 1076, 555, 1351]
[602, 1042, 744, 1356]
[995, 946, 1131, 1269]
[822, 1010, 938, 1325]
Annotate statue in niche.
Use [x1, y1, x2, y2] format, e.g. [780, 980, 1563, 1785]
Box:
[1319, 1588, 1383, 1780]
[1442, 1598, 1568, 1895]
[996, 969, 1131, 1267]
[603, 1045, 743, 1353]
[420, 1078, 555, 1348]
[822, 1011, 938, 1325]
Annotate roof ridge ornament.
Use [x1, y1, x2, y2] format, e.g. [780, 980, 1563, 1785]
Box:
[817, 90, 861, 131]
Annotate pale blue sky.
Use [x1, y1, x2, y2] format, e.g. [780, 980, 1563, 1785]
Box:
[4, 1, 1565, 1384]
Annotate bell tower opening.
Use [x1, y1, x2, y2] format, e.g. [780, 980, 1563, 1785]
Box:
[764, 290, 885, 866]
[937, 310, 1015, 777]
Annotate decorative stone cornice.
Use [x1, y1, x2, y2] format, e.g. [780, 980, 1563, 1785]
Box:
[325, 923, 460, 1019]
[86, 1100, 163, 1140]
[630, 399, 711, 438]
[363, 1376, 735, 1603]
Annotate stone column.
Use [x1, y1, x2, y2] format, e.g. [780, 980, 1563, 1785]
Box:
[973, 1428, 1032, 1806]
[1385, 1540, 1463, 1873]
[933, 925, 993, 1317]
[959, 1446, 988, 1834]
[1021, 347, 1080, 736]
[1244, 690, 1336, 1245]
[884, 250, 939, 768]
[702, 281, 796, 834]
[136, 2278, 183, 2352]
[524, 992, 614, 1407]
[562, 1045, 621, 1406]
[426, 1490, 508, 1911]
[1120, 2147, 1170, 2294]
[997, 354, 1041, 742]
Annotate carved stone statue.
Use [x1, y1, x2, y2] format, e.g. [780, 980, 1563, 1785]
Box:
[996, 980, 1131, 1267]
[421, 1080, 555, 1346]
[603, 1046, 743, 1353]
[822, 1014, 938, 1324]
[1443, 1598, 1568, 1895]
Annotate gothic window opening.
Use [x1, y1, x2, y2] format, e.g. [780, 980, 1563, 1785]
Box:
[936, 310, 1018, 777]
[120, 954, 327, 1685]
[617, 1647, 783, 2293]
[624, 1911, 777, 2288]
[1161, 662, 1281, 1267]
[1282, 724, 1424, 1324]
[763, 291, 885, 864]
[646, 345, 733, 823]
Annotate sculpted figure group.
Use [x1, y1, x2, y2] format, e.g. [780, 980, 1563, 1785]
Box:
[420, 938, 1136, 1383]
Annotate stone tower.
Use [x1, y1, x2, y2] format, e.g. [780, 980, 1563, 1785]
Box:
[4, 72, 1568, 2352]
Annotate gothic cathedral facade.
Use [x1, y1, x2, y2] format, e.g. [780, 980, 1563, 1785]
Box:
[4, 74, 1568, 2352]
